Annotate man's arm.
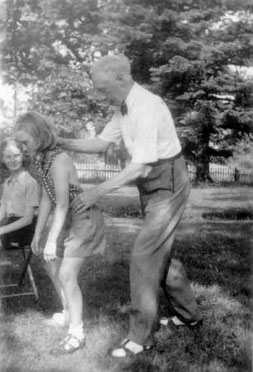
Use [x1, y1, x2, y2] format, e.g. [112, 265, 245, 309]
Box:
[72, 161, 151, 212]
[95, 162, 151, 196]
[58, 137, 111, 154]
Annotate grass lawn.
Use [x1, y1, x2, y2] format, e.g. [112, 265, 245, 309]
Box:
[0, 186, 252, 372]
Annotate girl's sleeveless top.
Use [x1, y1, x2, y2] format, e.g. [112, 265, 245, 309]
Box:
[33, 146, 83, 206]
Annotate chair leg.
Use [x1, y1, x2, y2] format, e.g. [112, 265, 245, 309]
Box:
[19, 248, 39, 301]
[26, 265, 39, 301]
[18, 249, 33, 286]
[0, 246, 39, 301]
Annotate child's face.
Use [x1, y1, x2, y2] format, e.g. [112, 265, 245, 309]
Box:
[3, 143, 23, 173]
[15, 130, 37, 154]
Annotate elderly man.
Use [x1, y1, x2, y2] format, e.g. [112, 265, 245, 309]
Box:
[60, 54, 202, 358]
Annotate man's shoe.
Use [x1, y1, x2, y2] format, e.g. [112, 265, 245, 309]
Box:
[111, 338, 153, 358]
[160, 315, 203, 328]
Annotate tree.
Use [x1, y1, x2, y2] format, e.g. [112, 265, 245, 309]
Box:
[114, 0, 253, 181]
[1, 0, 114, 134]
[1, 0, 253, 180]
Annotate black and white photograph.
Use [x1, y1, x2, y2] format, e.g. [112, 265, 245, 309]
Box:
[0, 0, 252, 371]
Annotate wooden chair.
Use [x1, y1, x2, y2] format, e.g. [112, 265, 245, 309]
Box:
[0, 243, 39, 301]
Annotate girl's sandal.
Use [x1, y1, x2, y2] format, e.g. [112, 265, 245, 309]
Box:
[50, 334, 86, 356]
[111, 338, 153, 358]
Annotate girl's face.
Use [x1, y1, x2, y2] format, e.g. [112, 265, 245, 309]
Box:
[15, 130, 37, 154]
[3, 143, 23, 173]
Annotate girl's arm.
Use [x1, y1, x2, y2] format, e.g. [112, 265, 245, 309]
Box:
[43, 153, 70, 259]
[0, 202, 7, 223]
[0, 205, 35, 236]
[34, 186, 51, 237]
[31, 186, 51, 255]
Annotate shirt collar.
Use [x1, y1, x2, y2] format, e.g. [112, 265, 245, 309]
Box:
[6, 170, 26, 185]
[125, 82, 140, 111]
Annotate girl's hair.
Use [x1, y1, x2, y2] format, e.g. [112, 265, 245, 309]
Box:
[15, 111, 57, 152]
[0, 137, 31, 172]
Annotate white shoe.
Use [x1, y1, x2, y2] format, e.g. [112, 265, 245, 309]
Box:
[111, 338, 153, 358]
[160, 315, 202, 327]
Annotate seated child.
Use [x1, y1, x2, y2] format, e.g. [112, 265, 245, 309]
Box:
[0, 138, 39, 248]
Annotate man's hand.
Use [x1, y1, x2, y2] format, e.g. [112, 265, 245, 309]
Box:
[56, 136, 65, 146]
[71, 162, 151, 214]
[71, 187, 101, 213]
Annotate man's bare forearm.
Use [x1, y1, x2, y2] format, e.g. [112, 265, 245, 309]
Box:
[95, 162, 151, 199]
[58, 137, 111, 154]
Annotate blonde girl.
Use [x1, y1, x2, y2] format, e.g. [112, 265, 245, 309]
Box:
[15, 112, 106, 355]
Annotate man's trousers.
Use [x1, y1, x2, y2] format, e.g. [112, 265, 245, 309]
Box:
[127, 156, 202, 345]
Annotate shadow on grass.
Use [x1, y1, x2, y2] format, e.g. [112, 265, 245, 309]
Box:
[0, 219, 251, 371]
[202, 209, 253, 220]
[1, 221, 251, 317]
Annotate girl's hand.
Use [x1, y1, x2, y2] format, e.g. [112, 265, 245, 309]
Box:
[31, 235, 41, 255]
[43, 240, 57, 262]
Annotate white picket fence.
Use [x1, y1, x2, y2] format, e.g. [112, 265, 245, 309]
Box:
[187, 165, 253, 183]
[75, 162, 253, 184]
[75, 162, 121, 182]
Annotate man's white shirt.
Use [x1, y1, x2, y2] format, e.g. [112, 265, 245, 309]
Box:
[98, 83, 181, 164]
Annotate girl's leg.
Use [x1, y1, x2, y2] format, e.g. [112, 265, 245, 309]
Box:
[58, 257, 85, 339]
[45, 259, 69, 320]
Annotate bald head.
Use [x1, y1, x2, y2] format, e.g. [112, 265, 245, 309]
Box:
[90, 54, 134, 105]
[91, 54, 131, 77]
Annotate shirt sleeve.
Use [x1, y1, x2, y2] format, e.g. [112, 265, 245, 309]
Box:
[98, 113, 122, 145]
[131, 98, 162, 164]
[0, 182, 7, 208]
[24, 176, 40, 208]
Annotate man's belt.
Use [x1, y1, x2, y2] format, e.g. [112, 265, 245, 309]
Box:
[147, 151, 182, 167]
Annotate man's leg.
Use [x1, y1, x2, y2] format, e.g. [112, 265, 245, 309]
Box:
[161, 257, 202, 323]
[112, 158, 201, 357]
[127, 183, 201, 346]
[126, 182, 184, 343]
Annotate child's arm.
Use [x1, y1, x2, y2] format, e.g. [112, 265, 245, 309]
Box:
[0, 202, 7, 223]
[31, 186, 51, 255]
[43, 153, 70, 261]
[0, 205, 35, 236]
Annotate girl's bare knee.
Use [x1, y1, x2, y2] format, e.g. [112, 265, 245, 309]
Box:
[59, 268, 71, 286]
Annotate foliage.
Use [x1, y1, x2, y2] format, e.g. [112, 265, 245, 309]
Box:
[227, 138, 253, 169]
[28, 65, 109, 136]
[1, 0, 112, 134]
[1, 0, 253, 181]
[121, 0, 253, 181]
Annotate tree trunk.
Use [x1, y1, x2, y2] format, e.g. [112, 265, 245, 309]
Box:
[195, 157, 213, 183]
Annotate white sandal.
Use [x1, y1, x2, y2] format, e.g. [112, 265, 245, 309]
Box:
[51, 334, 86, 355]
[111, 338, 153, 358]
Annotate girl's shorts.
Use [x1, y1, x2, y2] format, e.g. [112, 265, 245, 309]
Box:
[56, 206, 106, 258]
